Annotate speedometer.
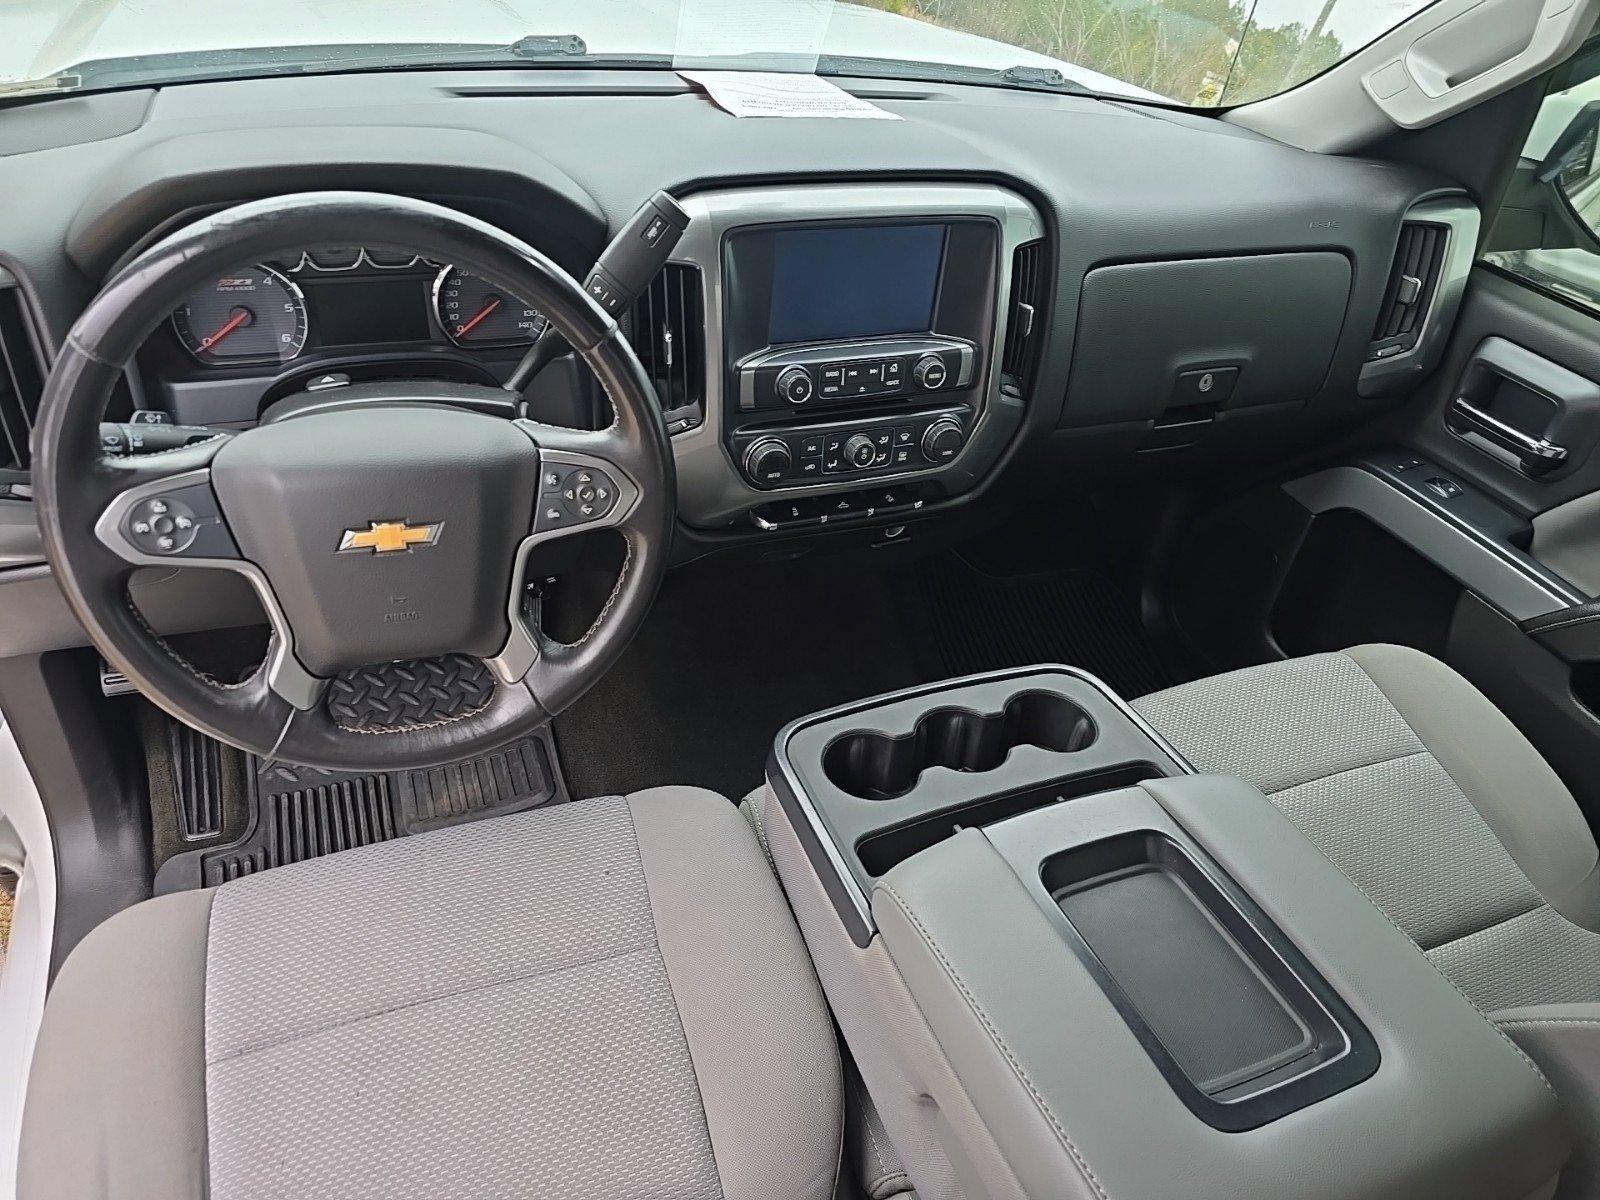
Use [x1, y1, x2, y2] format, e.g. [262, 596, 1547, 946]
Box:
[434, 267, 546, 347]
[171, 267, 308, 365]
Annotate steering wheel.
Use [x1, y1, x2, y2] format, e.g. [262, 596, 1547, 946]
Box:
[33, 192, 674, 771]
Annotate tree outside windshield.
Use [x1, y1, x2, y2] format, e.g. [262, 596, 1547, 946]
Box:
[859, 0, 1434, 105]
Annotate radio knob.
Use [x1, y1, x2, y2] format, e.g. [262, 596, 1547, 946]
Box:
[743, 438, 793, 484]
[921, 418, 964, 463]
[844, 433, 878, 469]
[775, 366, 814, 405]
[913, 354, 948, 391]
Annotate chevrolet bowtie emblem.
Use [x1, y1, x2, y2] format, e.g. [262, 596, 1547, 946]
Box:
[338, 520, 443, 555]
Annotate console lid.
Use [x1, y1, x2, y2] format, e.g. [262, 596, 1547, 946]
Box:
[872, 775, 1569, 1200]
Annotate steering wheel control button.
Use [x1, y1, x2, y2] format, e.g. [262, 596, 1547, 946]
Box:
[122, 483, 236, 559]
[536, 463, 620, 531]
[561, 469, 618, 520]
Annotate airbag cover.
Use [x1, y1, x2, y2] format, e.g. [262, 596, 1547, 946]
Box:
[211, 406, 538, 675]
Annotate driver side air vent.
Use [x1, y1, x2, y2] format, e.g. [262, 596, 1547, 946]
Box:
[1002, 240, 1046, 390]
[0, 282, 45, 471]
[1369, 222, 1448, 362]
[630, 264, 704, 434]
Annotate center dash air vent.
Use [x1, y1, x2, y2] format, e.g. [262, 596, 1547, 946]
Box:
[1002, 240, 1046, 390]
[1369, 222, 1447, 362]
[0, 284, 45, 471]
[630, 264, 704, 434]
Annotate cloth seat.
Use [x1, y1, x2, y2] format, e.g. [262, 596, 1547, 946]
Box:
[19, 786, 842, 1200]
[1132, 643, 1600, 1012]
[1134, 644, 1600, 1197]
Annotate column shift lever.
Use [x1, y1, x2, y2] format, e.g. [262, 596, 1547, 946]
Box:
[507, 190, 691, 397]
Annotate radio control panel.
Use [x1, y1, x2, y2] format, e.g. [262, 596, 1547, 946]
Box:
[731, 406, 971, 489]
[737, 337, 977, 413]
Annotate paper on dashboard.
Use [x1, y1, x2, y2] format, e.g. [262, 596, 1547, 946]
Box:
[680, 71, 901, 120]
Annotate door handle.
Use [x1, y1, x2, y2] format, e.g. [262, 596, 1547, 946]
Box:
[1447, 396, 1569, 475]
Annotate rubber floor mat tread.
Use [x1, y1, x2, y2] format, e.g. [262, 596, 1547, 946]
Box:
[152, 726, 567, 892]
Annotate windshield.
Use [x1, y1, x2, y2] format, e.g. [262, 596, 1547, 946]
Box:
[2, 0, 1438, 106]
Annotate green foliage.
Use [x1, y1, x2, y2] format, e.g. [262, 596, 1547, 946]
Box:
[856, 0, 1346, 106]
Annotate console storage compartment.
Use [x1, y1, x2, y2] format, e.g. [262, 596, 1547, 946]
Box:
[1046, 832, 1339, 1104]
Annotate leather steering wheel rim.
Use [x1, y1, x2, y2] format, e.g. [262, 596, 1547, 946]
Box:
[33, 191, 675, 771]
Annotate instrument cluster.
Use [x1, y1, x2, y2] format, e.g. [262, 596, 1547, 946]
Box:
[167, 245, 547, 367]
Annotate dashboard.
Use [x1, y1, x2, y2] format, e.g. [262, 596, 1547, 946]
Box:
[0, 65, 1483, 657]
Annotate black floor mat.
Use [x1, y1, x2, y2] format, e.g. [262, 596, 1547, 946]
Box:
[554, 556, 934, 802]
[148, 718, 567, 892]
[553, 550, 1169, 801]
[905, 555, 1171, 699]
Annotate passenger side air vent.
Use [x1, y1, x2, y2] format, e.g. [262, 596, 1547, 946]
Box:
[1002, 240, 1045, 389]
[630, 264, 704, 434]
[0, 283, 45, 471]
[1369, 222, 1448, 362]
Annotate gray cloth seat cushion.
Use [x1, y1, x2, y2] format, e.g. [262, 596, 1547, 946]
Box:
[20, 786, 842, 1200]
[1133, 644, 1600, 1013]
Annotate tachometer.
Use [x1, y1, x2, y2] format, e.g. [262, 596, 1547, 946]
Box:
[434, 267, 546, 347]
[171, 267, 308, 365]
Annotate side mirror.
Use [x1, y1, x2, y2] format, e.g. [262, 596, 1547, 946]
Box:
[1536, 99, 1600, 186]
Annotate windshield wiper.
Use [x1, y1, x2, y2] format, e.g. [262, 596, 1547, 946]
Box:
[811, 55, 1096, 97]
[0, 37, 668, 100]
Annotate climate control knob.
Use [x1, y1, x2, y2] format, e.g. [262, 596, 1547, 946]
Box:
[921, 418, 964, 463]
[775, 366, 814, 405]
[743, 438, 792, 484]
[913, 354, 948, 391]
[844, 433, 878, 469]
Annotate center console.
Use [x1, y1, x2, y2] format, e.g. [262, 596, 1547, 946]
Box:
[666, 185, 1043, 530]
[761, 667, 1570, 1200]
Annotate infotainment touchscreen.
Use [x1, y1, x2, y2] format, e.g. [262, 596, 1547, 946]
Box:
[766, 223, 946, 345]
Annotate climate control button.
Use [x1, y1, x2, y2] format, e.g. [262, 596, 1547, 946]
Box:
[743, 437, 793, 484]
[921, 418, 965, 463]
[843, 433, 878, 469]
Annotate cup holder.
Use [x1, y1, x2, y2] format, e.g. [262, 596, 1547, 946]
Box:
[822, 690, 1098, 800]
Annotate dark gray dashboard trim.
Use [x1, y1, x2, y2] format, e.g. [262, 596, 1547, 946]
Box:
[1283, 464, 1583, 622]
